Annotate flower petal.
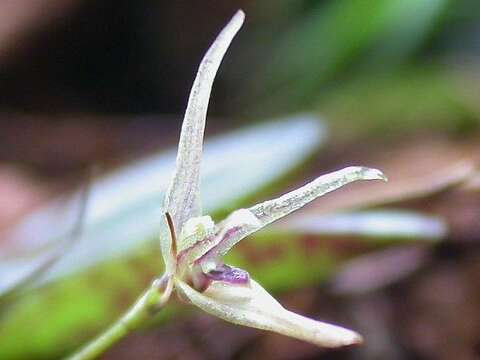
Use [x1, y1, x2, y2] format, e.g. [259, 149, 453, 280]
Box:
[177, 215, 216, 253]
[164, 10, 245, 231]
[249, 166, 386, 228]
[159, 212, 175, 275]
[199, 167, 386, 263]
[197, 209, 261, 269]
[176, 278, 362, 348]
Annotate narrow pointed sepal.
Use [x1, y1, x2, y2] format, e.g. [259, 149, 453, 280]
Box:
[164, 10, 245, 231]
[175, 278, 362, 348]
[249, 166, 387, 227]
[196, 167, 386, 266]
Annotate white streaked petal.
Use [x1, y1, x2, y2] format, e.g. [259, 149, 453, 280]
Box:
[159, 213, 175, 275]
[164, 10, 245, 231]
[176, 278, 362, 348]
[249, 166, 386, 228]
[198, 167, 386, 265]
[198, 209, 261, 268]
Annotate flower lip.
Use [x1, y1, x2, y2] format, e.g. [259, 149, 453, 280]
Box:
[204, 264, 250, 285]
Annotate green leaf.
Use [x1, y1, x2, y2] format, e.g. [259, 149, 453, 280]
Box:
[253, 0, 450, 111]
[318, 66, 480, 136]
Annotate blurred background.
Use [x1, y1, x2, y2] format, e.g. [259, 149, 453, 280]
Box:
[0, 0, 480, 359]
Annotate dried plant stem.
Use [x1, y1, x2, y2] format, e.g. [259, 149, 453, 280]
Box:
[67, 279, 170, 360]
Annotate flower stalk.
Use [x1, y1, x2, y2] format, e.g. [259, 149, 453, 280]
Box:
[68, 279, 168, 360]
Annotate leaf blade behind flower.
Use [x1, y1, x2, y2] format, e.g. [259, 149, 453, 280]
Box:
[0, 115, 325, 359]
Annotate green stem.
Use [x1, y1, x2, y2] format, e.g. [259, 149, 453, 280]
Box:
[67, 279, 169, 360]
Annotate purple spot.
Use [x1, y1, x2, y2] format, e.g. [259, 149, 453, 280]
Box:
[205, 264, 250, 285]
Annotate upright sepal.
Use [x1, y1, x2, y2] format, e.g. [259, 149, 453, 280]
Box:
[164, 10, 245, 231]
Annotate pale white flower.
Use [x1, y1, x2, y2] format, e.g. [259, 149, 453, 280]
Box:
[158, 10, 386, 347]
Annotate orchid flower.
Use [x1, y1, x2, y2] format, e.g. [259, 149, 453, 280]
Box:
[156, 10, 387, 348]
[69, 10, 387, 360]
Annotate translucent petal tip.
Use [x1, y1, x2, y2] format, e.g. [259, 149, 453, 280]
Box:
[353, 167, 388, 182]
[233, 9, 246, 23]
[344, 331, 363, 346]
[316, 323, 363, 347]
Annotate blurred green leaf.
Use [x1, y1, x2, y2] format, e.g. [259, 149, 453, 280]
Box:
[0, 115, 324, 293]
[0, 115, 325, 359]
[318, 66, 480, 136]
[251, 0, 450, 111]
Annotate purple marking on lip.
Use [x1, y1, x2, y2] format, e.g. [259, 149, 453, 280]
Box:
[205, 264, 250, 284]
